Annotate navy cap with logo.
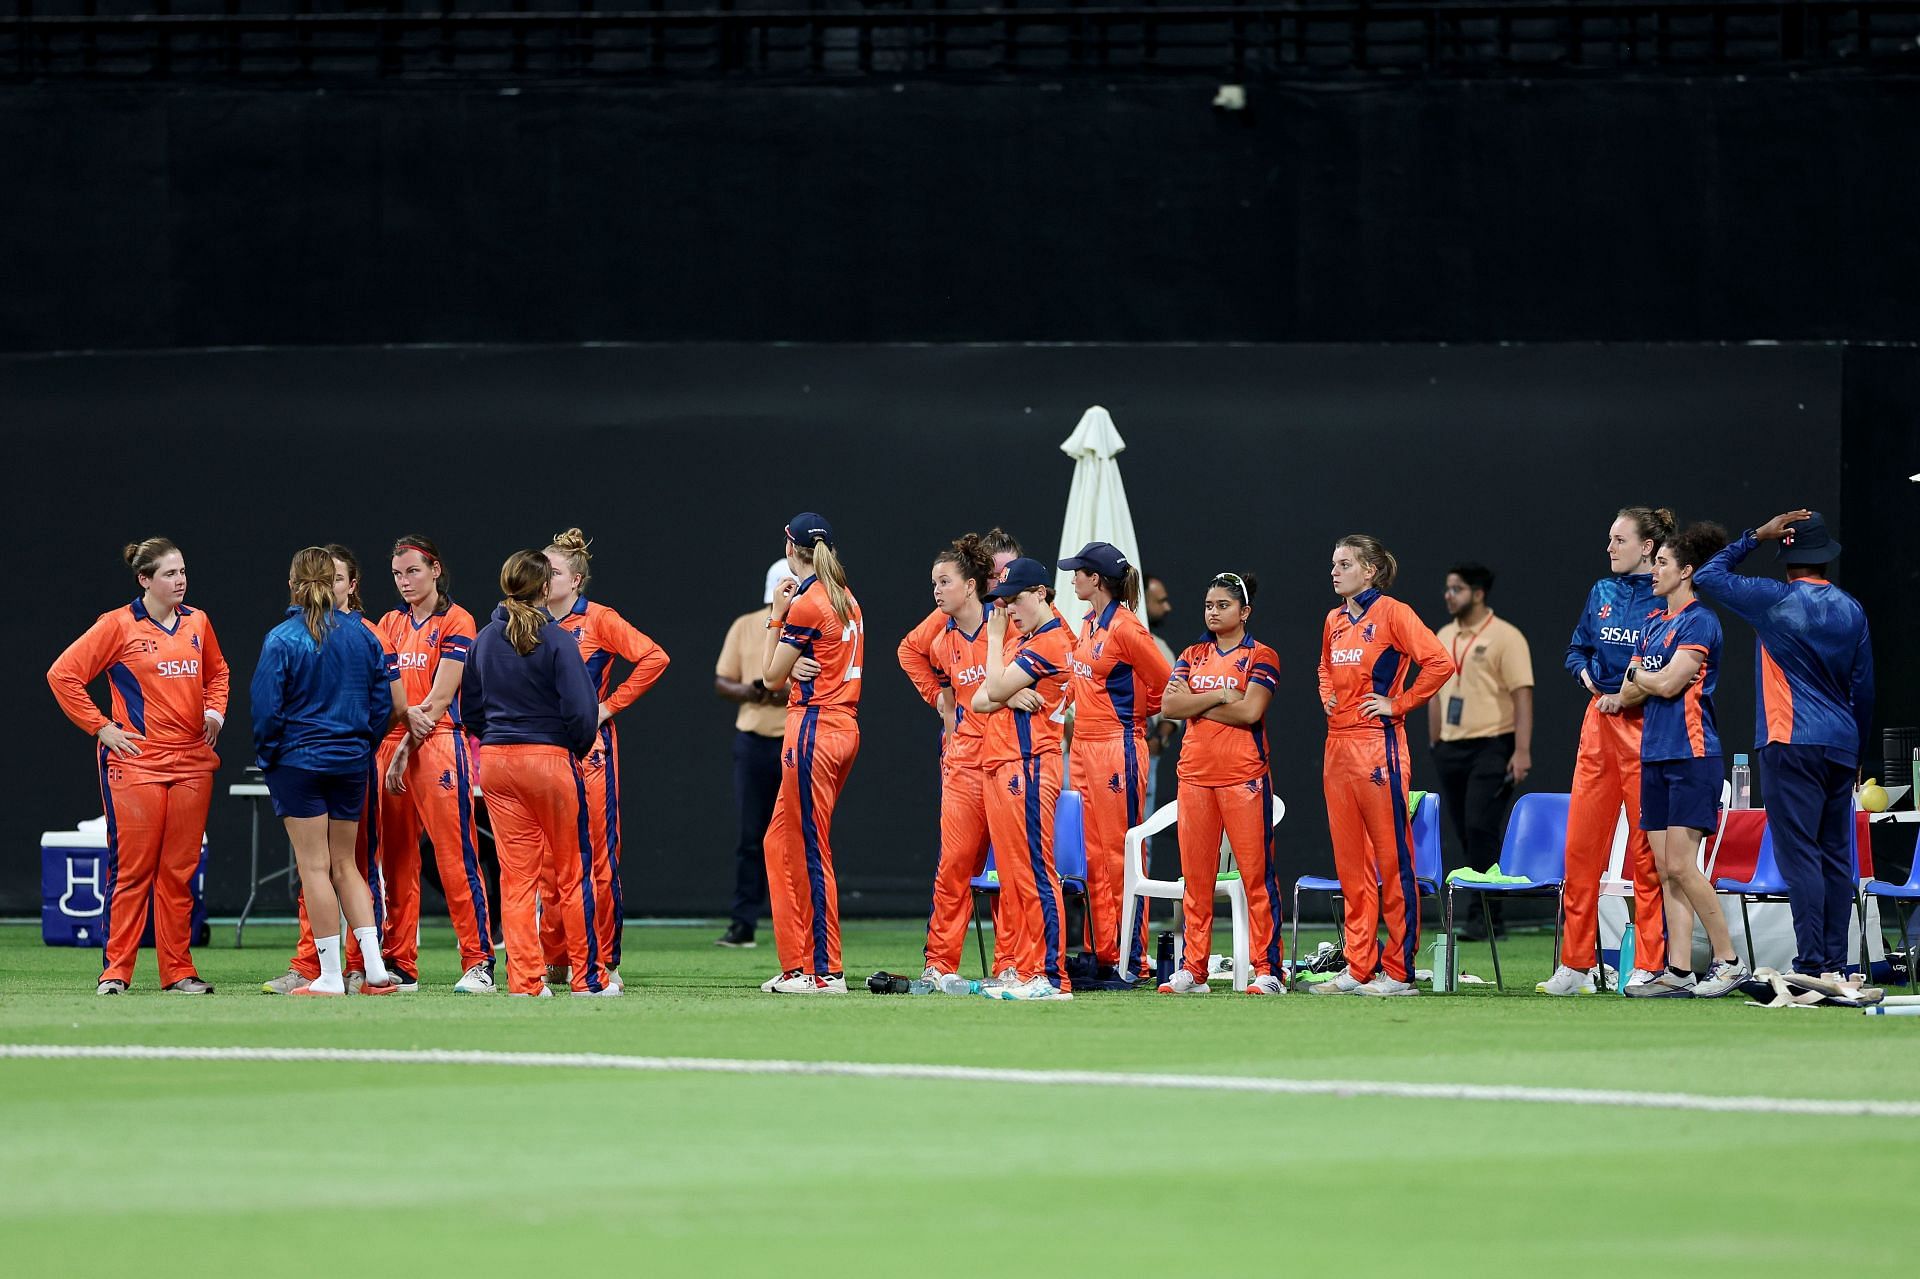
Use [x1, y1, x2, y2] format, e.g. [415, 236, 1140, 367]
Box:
[784, 512, 835, 550]
[1778, 511, 1841, 564]
[987, 557, 1051, 600]
[1057, 541, 1131, 579]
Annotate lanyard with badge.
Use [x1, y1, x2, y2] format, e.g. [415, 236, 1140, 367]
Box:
[1444, 614, 1490, 728]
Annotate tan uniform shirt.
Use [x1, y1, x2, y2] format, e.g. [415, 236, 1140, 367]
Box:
[1433, 612, 1534, 742]
[718, 608, 786, 738]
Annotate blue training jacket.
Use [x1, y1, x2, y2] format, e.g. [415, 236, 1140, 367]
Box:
[1564, 572, 1665, 696]
[463, 605, 599, 757]
[251, 608, 395, 773]
[1693, 530, 1875, 765]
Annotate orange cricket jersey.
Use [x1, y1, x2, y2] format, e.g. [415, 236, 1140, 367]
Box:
[1170, 634, 1279, 786]
[47, 599, 230, 778]
[553, 598, 670, 713]
[779, 576, 864, 717]
[980, 618, 1073, 770]
[1071, 601, 1170, 740]
[927, 614, 993, 769]
[897, 607, 947, 708]
[1318, 589, 1454, 739]
[378, 603, 477, 739]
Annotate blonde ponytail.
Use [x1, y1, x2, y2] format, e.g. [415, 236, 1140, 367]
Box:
[498, 550, 553, 656]
[288, 547, 338, 645]
[804, 541, 854, 626]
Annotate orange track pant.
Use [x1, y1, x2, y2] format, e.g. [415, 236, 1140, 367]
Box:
[97, 754, 210, 988]
[290, 764, 383, 979]
[1324, 728, 1421, 984]
[376, 733, 494, 978]
[985, 754, 1070, 991]
[923, 761, 1013, 977]
[764, 708, 859, 976]
[1070, 733, 1153, 977]
[1561, 701, 1667, 972]
[1176, 776, 1283, 981]
[481, 744, 608, 995]
[540, 723, 620, 972]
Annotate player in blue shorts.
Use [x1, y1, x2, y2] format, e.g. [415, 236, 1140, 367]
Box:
[1613, 522, 1745, 998]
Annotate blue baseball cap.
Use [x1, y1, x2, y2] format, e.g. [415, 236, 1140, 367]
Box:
[784, 512, 835, 549]
[1057, 541, 1131, 579]
[1777, 511, 1840, 564]
[987, 557, 1051, 600]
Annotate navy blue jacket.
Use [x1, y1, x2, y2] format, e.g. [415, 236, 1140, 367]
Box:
[251, 608, 395, 773]
[1694, 530, 1875, 764]
[1564, 572, 1664, 695]
[464, 606, 599, 757]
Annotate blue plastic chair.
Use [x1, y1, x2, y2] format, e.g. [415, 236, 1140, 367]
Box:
[1713, 826, 1790, 975]
[1864, 824, 1920, 990]
[1444, 791, 1570, 990]
[968, 789, 1090, 976]
[1288, 792, 1441, 978]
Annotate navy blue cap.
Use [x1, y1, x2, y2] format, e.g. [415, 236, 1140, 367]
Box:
[987, 557, 1051, 600]
[784, 512, 835, 550]
[1057, 541, 1131, 579]
[1778, 511, 1841, 564]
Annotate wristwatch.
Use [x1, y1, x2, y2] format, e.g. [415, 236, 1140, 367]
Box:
[1625, 666, 1639, 685]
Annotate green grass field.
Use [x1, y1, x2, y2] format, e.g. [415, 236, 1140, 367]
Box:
[3, 918, 1914, 1276]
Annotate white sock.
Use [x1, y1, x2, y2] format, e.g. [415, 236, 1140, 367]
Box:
[354, 928, 389, 983]
[311, 935, 345, 991]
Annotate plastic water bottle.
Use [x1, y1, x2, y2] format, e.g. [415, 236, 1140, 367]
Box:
[937, 973, 972, 996]
[1431, 932, 1454, 993]
[1616, 929, 1635, 994]
[1731, 754, 1752, 810]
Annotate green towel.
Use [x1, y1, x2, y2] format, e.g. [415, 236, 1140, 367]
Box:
[1446, 865, 1531, 886]
[1216, 871, 1240, 882]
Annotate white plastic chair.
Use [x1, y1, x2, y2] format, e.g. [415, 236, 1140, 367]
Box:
[1116, 796, 1287, 992]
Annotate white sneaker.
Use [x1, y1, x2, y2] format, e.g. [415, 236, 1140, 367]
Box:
[1357, 975, 1417, 997]
[993, 976, 1072, 1001]
[1246, 974, 1287, 996]
[1626, 969, 1697, 998]
[260, 970, 305, 995]
[509, 987, 554, 998]
[452, 963, 496, 994]
[1623, 967, 1660, 993]
[571, 985, 623, 998]
[1693, 959, 1749, 999]
[1157, 970, 1210, 995]
[604, 968, 624, 994]
[1535, 964, 1596, 996]
[761, 968, 801, 992]
[977, 966, 1020, 991]
[1308, 971, 1365, 995]
[771, 972, 847, 994]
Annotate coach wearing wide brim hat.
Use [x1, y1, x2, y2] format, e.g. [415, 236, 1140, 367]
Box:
[1695, 509, 1877, 988]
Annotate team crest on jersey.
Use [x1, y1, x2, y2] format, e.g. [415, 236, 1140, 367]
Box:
[1107, 772, 1122, 794]
[1234, 655, 1249, 672]
[1092, 641, 1105, 660]
[1361, 623, 1376, 644]
[783, 747, 795, 769]
[1244, 779, 1261, 795]
[190, 634, 200, 651]
[1006, 775, 1022, 796]
[437, 769, 456, 792]
[428, 628, 440, 645]
[1370, 766, 1387, 787]
[1597, 604, 1613, 619]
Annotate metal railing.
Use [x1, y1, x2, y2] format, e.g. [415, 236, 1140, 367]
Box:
[5, 1, 1917, 80]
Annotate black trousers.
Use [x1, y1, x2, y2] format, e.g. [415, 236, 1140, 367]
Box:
[729, 730, 781, 929]
[1431, 733, 1515, 875]
[1762, 743, 1858, 976]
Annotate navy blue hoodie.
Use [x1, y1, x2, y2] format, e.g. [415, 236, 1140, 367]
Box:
[464, 605, 599, 757]
[251, 608, 395, 773]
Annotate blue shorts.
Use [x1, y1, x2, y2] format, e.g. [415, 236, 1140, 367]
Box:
[1640, 756, 1723, 833]
[265, 766, 367, 822]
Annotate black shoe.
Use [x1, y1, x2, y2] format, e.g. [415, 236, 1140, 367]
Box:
[716, 922, 757, 949]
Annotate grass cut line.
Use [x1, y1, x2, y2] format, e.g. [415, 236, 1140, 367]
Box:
[4, 1043, 1917, 1118]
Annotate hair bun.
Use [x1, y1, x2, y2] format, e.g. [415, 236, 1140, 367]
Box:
[122, 543, 143, 568]
[549, 527, 591, 557]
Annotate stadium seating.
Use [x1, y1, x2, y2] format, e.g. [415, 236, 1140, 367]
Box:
[1287, 791, 1441, 982]
[1116, 796, 1288, 993]
[1444, 791, 1570, 990]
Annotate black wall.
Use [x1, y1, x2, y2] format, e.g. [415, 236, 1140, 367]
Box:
[6, 74, 1920, 353]
[3, 341, 1871, 918]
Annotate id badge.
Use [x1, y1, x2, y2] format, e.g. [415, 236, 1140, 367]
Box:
[1445, 696, 1465, 727]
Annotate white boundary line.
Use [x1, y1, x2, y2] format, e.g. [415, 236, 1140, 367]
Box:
[2, 1043, 1915, 1118]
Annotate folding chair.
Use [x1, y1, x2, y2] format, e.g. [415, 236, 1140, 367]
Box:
[967, 789, 1090, 977]
[1115, 796, 1287, 992]
[1444, 792, 1570, 990]
[1864, 822, 1920, 991]
[1289, 791, 1441, 979]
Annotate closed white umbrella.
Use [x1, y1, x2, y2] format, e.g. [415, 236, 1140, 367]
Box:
[1055, 405, 1143, 603]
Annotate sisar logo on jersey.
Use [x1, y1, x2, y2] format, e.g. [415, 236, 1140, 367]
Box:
[950, 663, 987, 687]
[155, 658, 200, 678]
[1599, 627, 1641, 645]
[1330, 648, 1365, 665]
[437, 770, 456, 792]
[397, 652, 433, 670]
[1190, 674, 1241, 692]
[1641, 656, 1666, 673]
[1071, 659, 1095, 679]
